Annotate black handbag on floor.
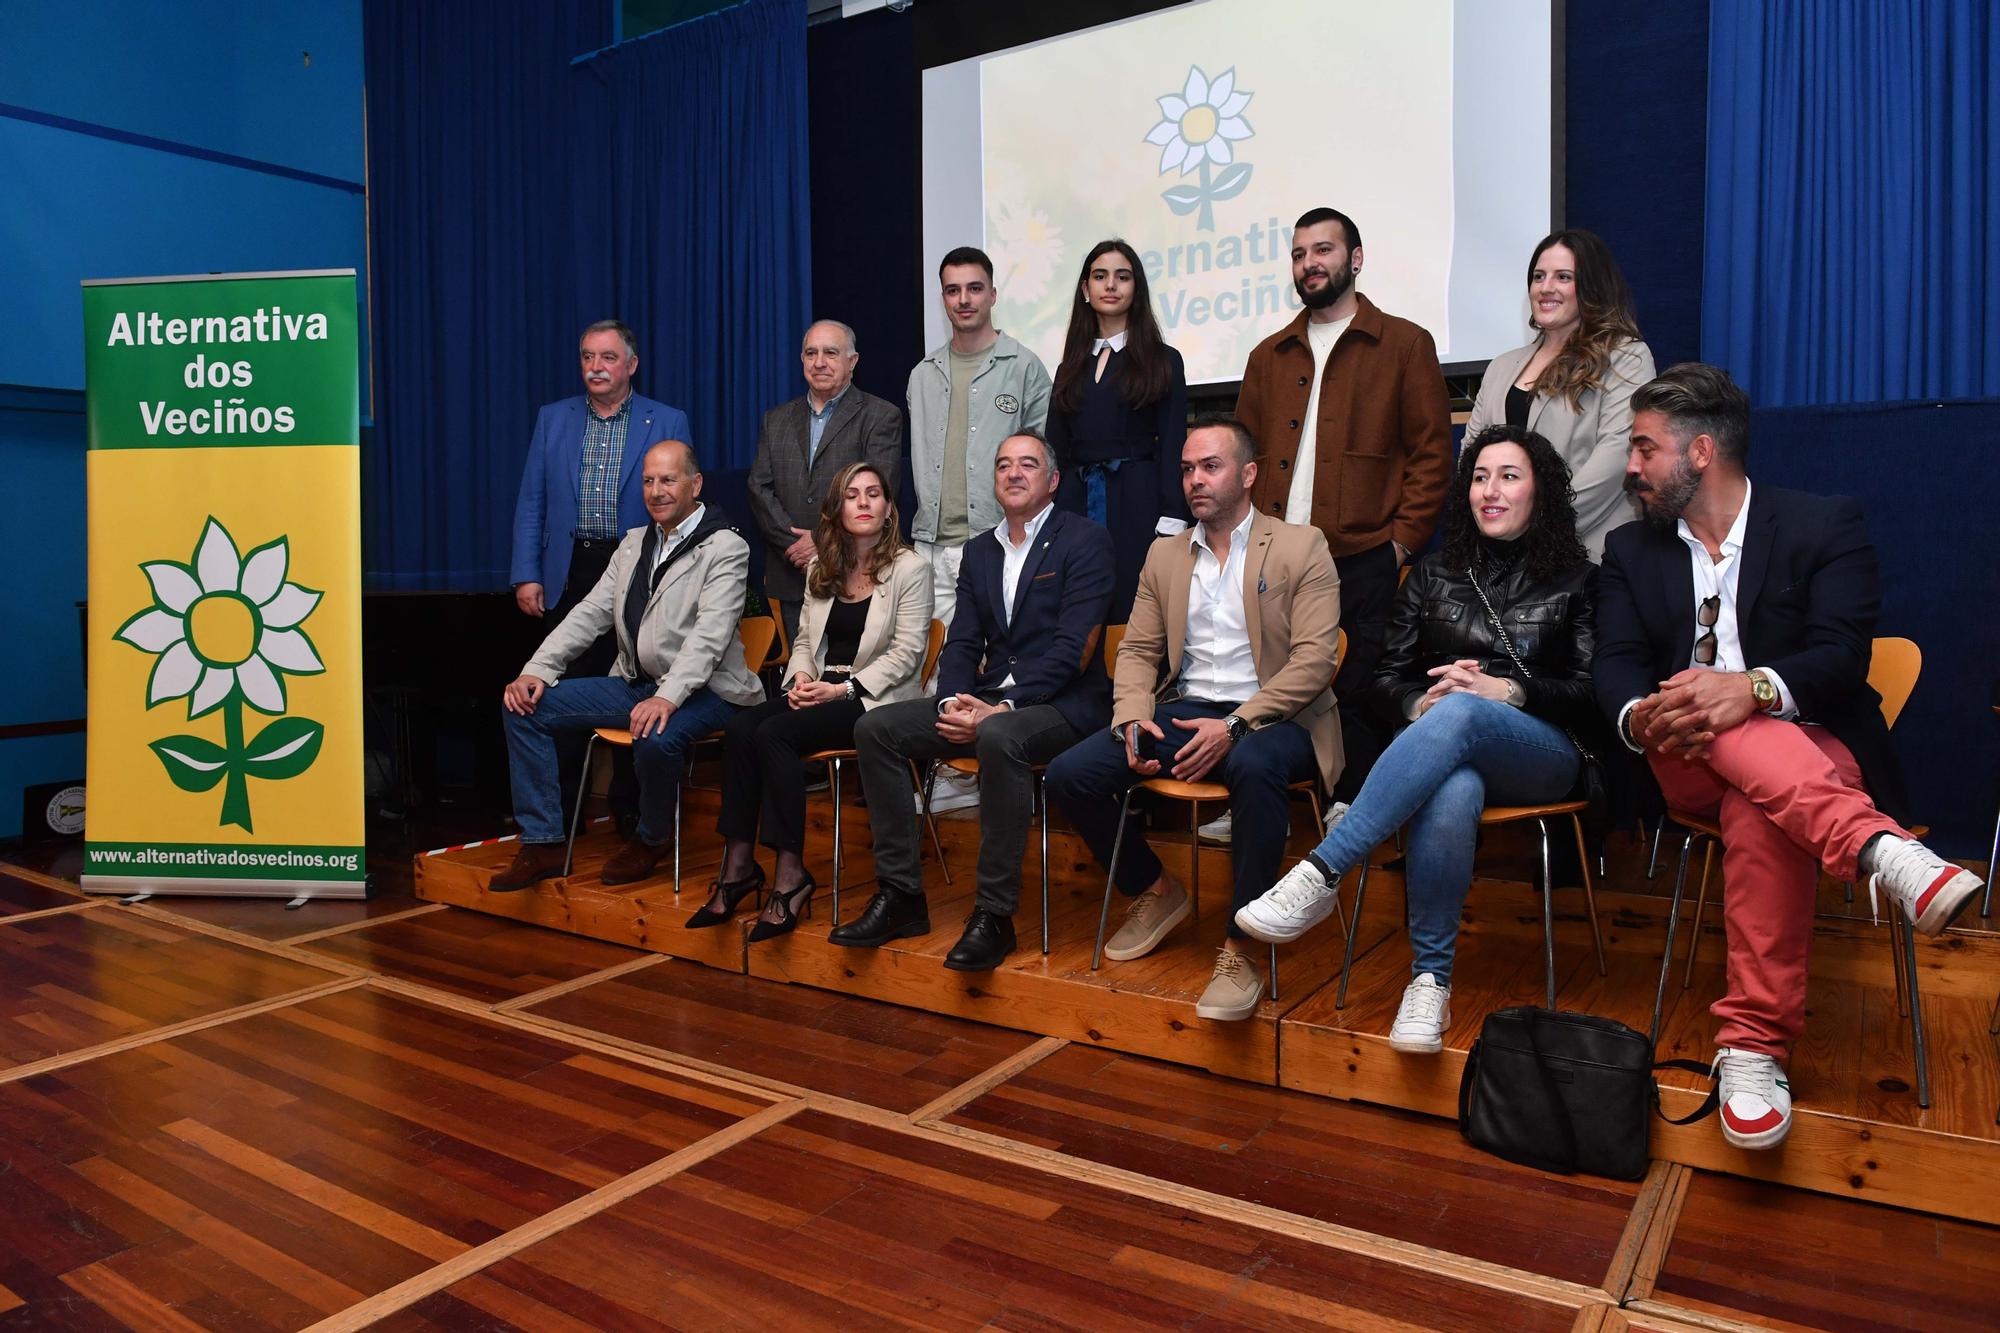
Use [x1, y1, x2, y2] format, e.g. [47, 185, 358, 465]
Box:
[1458, 1006, 1715, 1180]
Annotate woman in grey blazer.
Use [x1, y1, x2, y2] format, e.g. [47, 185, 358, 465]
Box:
[1463, 229, 1655, 559]
[696, 462, 934, 938]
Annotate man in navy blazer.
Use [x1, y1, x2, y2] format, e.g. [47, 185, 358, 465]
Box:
[841, 430, 1114, 970]
[510, 319, 693, 678]
[1595, 363, 1979, 1153]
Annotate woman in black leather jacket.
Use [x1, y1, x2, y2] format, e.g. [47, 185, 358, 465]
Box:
[1234, 424, 1599, 1053]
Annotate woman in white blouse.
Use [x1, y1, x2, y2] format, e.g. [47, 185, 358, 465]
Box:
[1463, 229, 1656, 559]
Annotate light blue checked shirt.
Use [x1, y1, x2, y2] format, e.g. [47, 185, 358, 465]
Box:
[574, 393, 633, 539]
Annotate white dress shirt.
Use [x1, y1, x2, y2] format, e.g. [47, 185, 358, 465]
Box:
[1616, 480, 1796, 750]
[992, 500, 1056, 690]
[1179, 508, 1261, 703]
[1282, 314, 1354, 525]
[650, 503, 706, 578]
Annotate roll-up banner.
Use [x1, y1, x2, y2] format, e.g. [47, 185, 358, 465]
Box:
[80, 270, 365, 898]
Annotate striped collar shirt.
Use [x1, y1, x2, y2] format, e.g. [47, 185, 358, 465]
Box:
[575, 393, 633, 540]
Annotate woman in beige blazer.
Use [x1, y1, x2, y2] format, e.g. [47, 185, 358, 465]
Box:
[1463, 229, 1655, 559]
[696, 462, 933, 939]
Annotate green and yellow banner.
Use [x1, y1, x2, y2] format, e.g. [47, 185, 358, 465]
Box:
[82, 270, 365, 897]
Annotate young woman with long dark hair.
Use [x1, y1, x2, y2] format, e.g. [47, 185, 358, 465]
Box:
[1047, 239, 1190, 619]
[1235, 425, 1601, 1052]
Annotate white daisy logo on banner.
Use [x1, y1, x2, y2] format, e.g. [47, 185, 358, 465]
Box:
[1144, 65, 1255, 232]
[114, 517, 327, 831]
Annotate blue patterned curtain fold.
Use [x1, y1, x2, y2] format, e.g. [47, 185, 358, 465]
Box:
[1703, 0, 2000, 407]
[361, 0, 809, 590]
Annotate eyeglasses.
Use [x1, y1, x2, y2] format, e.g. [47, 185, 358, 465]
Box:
[1694, 594, 1720, 665]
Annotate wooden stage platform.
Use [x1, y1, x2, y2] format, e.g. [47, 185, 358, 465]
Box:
[418, 787, 2000, 1225]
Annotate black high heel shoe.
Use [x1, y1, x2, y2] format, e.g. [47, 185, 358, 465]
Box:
[685, 863, 766, 929]
[747, 875, 816, 942]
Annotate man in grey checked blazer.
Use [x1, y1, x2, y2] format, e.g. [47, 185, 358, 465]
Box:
[746, 319, 904, 638]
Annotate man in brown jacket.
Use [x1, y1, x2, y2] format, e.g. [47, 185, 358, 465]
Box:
[1236, 207, 1450, 800]
[1045, 416, 1342, 1022]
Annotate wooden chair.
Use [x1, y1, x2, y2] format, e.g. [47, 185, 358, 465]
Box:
[806, 618, 949, 925]
[560, 615, 779, 893]
[919, 623, 1108, 953]
[1090, 629, 1344, 1003]
[1650, 636, 1933, 1105]
[1335, 799, 1607, 1011]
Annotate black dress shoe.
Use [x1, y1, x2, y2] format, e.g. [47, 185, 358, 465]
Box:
[827, 889, 930, 948]
[943, 909, 1015, 972]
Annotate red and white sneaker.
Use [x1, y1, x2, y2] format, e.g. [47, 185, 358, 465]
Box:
[1713, 1048, 1793, 1150]
[1868, 836, 1982, 936]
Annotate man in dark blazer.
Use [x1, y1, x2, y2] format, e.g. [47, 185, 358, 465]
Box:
[746, 319, 902, 639]
[1596, 363, 1979, 1153]
[841, 430, 1115, 971]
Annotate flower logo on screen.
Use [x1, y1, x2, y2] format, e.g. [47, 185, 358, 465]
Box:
[991, 199, 1063, 302]
[114, 517, 327, 832]
[1144, 65, 1254, 232]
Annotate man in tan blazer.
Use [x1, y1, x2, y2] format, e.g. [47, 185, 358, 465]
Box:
[493, 439, 764, 892]
[1046, 415, 1342, 1021]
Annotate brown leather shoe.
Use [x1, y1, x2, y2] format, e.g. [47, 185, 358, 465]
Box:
[600, 835, 668, 886]
[489, 842, 566, 893]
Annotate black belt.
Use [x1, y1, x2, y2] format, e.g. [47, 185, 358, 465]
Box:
[572, 535, 620, 550]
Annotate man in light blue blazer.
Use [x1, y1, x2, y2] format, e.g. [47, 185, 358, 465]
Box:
[510, 319, 693, 680]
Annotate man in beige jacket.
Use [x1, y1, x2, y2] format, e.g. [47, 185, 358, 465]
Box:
[493, 439, 764, 891]
[1046, 415, 1343, 1020]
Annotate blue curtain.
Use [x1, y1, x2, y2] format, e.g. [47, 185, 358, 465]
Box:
[571, 0, 812, 486]
[361, 0, 809, 590]
[1703, 1, 2000, 406]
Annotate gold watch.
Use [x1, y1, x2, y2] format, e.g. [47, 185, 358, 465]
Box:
[1746, 669, 1779, 713]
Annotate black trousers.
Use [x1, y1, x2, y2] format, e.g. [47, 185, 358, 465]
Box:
[551, 537, 633, 823]
[853, 697, 1080, 916]
[715, 694, 865, 855]
[1331, 540, 1401, 802]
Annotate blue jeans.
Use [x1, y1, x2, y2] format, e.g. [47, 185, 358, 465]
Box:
[1304, 692, 1579, 985]
[502, 677, 738, 844]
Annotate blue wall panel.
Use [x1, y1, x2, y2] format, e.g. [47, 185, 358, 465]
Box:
[0, 0, 364, 183]
[0, 2, 364, 837]
[0, 120, 365, 391]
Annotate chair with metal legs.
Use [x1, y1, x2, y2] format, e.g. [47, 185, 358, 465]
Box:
[1090, 628, 1343, 1003]
[1334, 801, 1607, 1010]
[913, 624, 1112, 953]
[805, 619, 949, 925]
[1648, 636, 1933, 1105]
[561, 615, 779, 891]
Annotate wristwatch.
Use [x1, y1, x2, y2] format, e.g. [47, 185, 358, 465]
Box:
[1746, 669, 1779, 713]
[844, 679, 860, 702]
[1224, 714, 1250, 743]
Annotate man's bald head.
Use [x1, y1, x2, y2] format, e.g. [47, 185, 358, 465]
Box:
[642, 439, 704, 530]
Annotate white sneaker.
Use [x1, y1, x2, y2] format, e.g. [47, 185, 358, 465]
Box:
[919, 768, 980, 814]
[1202, 799, 1346, 848]
[1866, 835, 1982, 936]
[1713, 1047, 1793, 1150]
[1387, 974, 1451, 1054]
[1234, 858, 1342, 943]
[1103, 879, 1191, 961]
[1194, 948, 1264, 1021]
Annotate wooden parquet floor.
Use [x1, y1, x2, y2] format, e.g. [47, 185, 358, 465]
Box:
[4, 857, 1996, 1331]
